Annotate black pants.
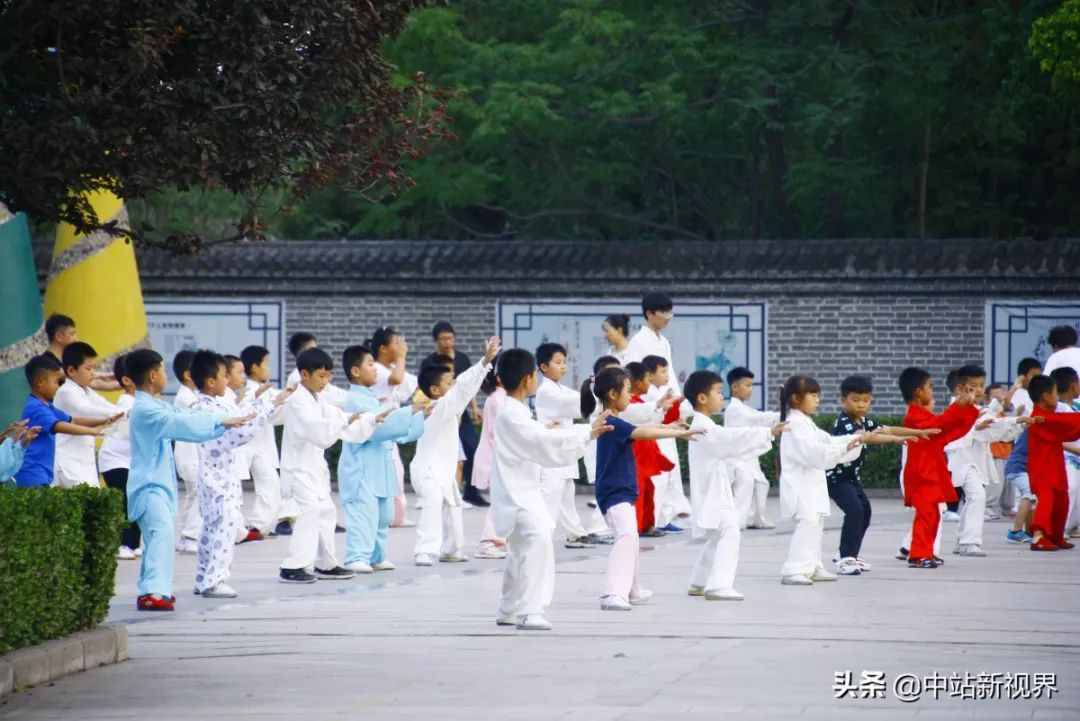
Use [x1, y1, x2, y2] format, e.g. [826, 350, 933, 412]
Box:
[102, 468, 141, 549]
[828, 481, 872, 559]
[946, 486, 965, 513]
[458, 411, 480, 494]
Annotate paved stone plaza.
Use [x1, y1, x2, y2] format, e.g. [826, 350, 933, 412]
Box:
[2, 494, 1077, 720]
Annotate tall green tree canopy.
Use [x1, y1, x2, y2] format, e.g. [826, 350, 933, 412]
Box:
[269, 0, 1080, 241]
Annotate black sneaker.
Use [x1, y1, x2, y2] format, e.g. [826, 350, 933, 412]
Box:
[895, 547, 909, 560]
[462, 487, 491, 508]
[279, 567, 317, 584]
[932, 556, 945, 566]
[907, 558, 936, 569]
[564, 536, 597, 549]
[334, 525, 347, 534]
[586, 533, 615, 544]
[315, 566, 357, 580]
[274, 520, 294, 536]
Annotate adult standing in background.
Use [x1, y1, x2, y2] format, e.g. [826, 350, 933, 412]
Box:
[425, 321, 489, 507]
[1043, 325, 1080, 378]
[603, 314, 632, 365]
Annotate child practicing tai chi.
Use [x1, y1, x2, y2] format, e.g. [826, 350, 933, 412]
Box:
[898, 367, 980, 569]
[625, 362, 678, 537]
[723, 366, 780, 530]
[490, 349, 612, 631]
[172, 350, 202, 553]
[684, 371, 785, 600]
[1026, 374, 1080, 550]
[411, 337, 501, 566]
[1049, 368, 1080, 539]
[99, 356, 141, 560]
[238, 345, 293, 539]
[826, 375, 933, 576]
[123, 349, 250, 611]
[278, 348, 386, 584]
[641, 354, 692, 533]
[583, 367, 701, 610]
[189, 351, 286, 598]
[53, 341, 124, 488]
[777, 375, 866, 586]
[1003, 430, 1036, 543]
[0, 421, 40, 483]
[534, 343, 598, 548]
[338, 345, 426, 574]
[471, 364, 509, 560]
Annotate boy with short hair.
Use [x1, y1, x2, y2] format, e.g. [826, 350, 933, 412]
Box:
[40, 314, 120, 392]
[286, 332, 318, 388]
[15, 356, 115, 488]
[1009, 358, 1042, 416]
[172, 349, 202, 553]
[1048, 368, 1080, 538]
[826, 375, 930, 575]
[1026, 374, 1080, 550]
[190, 350, 285, 598]
[239, 345, 292, 537]
[411, 337, 501, 566]
[641, 354, 689, 533]
[278, 347, 385, 583]
[684, 371, 784, 600]
[534, 342, 597, 549]
[490, 348, 610, 630]
[338, 345, 425, 573]
[123, 349, 249, 611]
[723, 366, 779, 530]
[99, 355, 141, 559]
[53, 341, 123, 487]
[898, 367, 980, 568]
[944, 364, 1030, 557]
[625, 362, 676, 537]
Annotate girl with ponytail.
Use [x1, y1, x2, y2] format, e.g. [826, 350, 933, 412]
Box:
[588, 367, 702, 611]
[777, 375, 868, 587]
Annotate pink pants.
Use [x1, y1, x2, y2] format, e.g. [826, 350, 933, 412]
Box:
[481, 509, 506, 545]
[603, 502, 640, 600]
[391, 446, 409, 527]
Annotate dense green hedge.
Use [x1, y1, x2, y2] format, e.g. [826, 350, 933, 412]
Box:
[0, 486, 124, 654]
[320, 414, 904, 490]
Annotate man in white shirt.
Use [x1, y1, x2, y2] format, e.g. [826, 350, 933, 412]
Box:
[53, 342, 122, 487]
[624, 292, 693, 526]
[1042, 325, 1080, 379]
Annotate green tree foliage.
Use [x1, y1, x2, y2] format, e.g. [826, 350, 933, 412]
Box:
[1030, 0, 1080, 88]
[262, 0, 1080, 241]
[0, 1, 454, 253]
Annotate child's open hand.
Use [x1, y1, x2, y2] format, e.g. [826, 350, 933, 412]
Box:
[18, 425, 41, 446]
[222, 414, 254, 429]
[546, 420, 562, 429]
[590, 410, 614, 439]
[917, 428, 941, 439]
[681, 428, 707, 441]
[658, 390, 678, 410]
[273, 386, 296, 407]
[375, 408, 395, 425]
[104, 412, 125, 426]
[1, 419, 27, 442]
[665, 421, 690, 430]
[482, 337, 502, 365]
[847, 436, 864, 451]
[770, 421, 789, 438]
[975, 417, 996, 431]
[254, 381, 274, 399]
[1015, 415, 1041, 426]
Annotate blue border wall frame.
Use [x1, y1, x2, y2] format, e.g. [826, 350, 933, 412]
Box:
[984, 300, 1080, 384]
[144, 299, 286, 400]
[498, 300, 768, 410]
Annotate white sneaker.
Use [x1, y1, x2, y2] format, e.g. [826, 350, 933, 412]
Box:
[781, 574, 814, 586]
[984, 509, 1001, 521]
[834, 557, 861, 576]
[810, 568, 838, 582]
[942, 510, 961, 522]
[439, 552, 469, 563]
[516, 614, 553, 631]
[461, 501, 474, 510]
[134, 546, 143, 558]
[414, 553, 434, 566]
[687, 585, 705, 597]
[495, 614, 518, 627]
[344, 561, 374, 574]
[705, 588, 745, 601]
[201, 583, 239, 599]
[474, 541, 508, 559]
[629, 589, 653, 605]
[116, 546, 136, 560]
[747, 519, 776, 530]
[372, 560, 396, 571]
[175, 538, 198, 554]
[600, 595, 632, 611]
[954, 544, 987, 557]
[855, 556, 871, 572]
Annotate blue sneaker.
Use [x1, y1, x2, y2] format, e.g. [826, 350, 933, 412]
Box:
[1006, 530, 1033, 544]
[661, 523, 684, 534]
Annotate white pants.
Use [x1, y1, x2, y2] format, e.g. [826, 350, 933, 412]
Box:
[732, 468, 770, 529]
[280, 484, 339, 571]
[690, 511, 741, 593]
[414, 487, 464, 557]
[246, 453, 282, 534]
[195, 481, 244, 592]
[602, 503, 641, 600]
[178, 468, 202, 542]
[391, 445, 410, 526]
[780, 507, 826, 577]
[1066, 465, 1080, 532]
[540, 470, 588, 541]
[53, 469, 98, 489]
[901, 503, 944, 556]
[955, 471, 986, 546]
[498, 512, 555, 619]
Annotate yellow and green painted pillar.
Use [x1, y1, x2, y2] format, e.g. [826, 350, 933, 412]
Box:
[0, 205, 47, 422]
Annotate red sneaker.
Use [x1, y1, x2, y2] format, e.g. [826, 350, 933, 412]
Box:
[240, 528, 263, 544]
[137, 594, 176, 611]
[1058, 540, 1075, 550]
[1031, 538, 1060, 552]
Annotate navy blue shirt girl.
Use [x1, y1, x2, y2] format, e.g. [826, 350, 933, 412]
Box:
[594, 416, 638, 514]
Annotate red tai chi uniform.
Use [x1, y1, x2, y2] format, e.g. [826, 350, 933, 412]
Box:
[1028, 407, 1080, 548]
[629, 395, 680, 533]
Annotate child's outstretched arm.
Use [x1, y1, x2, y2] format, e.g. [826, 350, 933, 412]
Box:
[630, 425, 704, 442]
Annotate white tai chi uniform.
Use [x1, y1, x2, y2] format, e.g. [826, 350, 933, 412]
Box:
[625, 326, 693, 521]
[723, 397, 780, 529]
[372, 362, 414, 525]
[192, 392, 273, 592]
[944, 400, 1022, 549]
[491, 396, 591, 620]
[53, 380, 120, 488]
[687, 412, 774, 593]
[410, 360, 491, 558]
[534, 377, 590, 541]
[241, 379, 289, 534]
[173, 384, 203, 543]
[779, 410, 860, 578]
[279, 386, 377, 571]
[1056, 401, 1080, 533]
